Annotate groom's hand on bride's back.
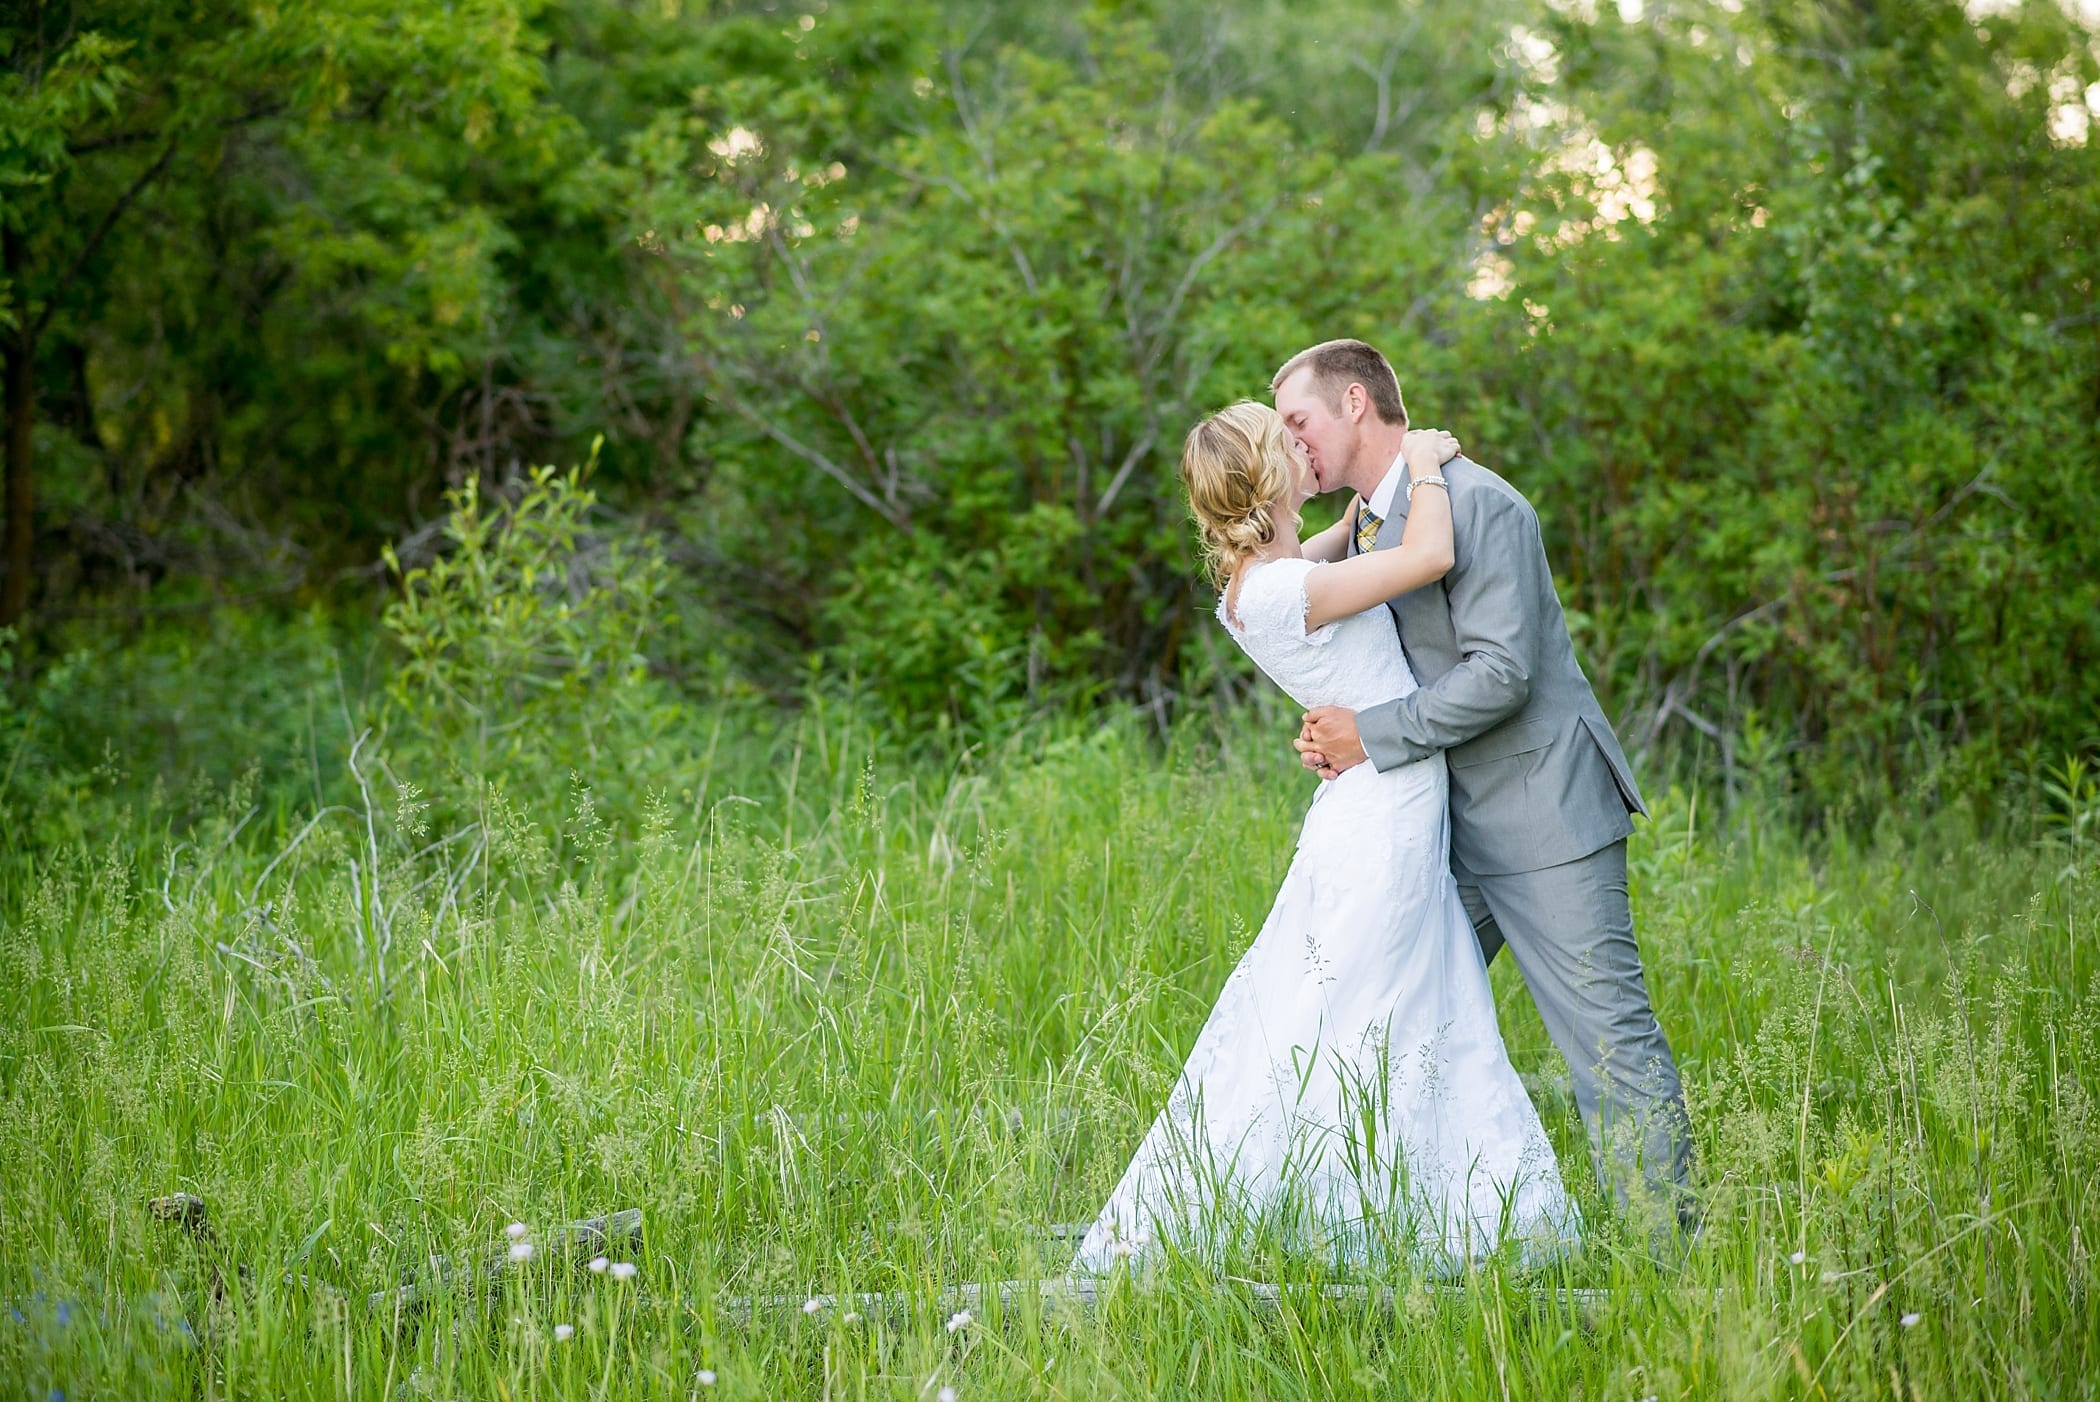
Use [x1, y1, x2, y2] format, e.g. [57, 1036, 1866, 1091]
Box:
[1296, 707, 1368, 781]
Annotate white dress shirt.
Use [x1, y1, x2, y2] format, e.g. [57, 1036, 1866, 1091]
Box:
[1365, 447, 1410, 521]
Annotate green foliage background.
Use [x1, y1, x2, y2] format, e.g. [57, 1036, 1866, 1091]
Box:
[4, 0, 2099, 801]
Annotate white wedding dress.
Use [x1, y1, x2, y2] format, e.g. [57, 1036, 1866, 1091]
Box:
[1072, 555, 1578, 1274]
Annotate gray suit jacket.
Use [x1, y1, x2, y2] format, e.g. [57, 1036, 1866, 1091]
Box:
[1353, 455, 1646, 877]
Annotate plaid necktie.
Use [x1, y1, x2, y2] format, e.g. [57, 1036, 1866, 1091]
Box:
[1354, 502, 1384, 556]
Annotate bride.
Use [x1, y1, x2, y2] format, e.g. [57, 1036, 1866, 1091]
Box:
[1071, 403, 1577, 1274]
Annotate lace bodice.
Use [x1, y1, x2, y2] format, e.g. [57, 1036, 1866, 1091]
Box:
[1221, 556, 1418, 712]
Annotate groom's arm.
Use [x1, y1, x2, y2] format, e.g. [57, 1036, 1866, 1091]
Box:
[1356, 486, 1544, 770]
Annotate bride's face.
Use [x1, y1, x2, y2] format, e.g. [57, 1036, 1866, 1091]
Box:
[1282, 437, 1317, 510]
[1262, 438, 1316, 536]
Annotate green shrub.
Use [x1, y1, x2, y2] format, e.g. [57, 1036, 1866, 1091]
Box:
[379, 451, 688, 829]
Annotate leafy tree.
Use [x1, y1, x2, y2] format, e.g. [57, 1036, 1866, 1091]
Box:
[4, 0, 2097, 814]
[0, 1, 568, 632]
[1436, 0, 2100, 804]
[627, 7, 1534, 718]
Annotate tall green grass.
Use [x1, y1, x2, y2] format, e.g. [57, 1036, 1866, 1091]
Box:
[3, 691, 2095, 1398]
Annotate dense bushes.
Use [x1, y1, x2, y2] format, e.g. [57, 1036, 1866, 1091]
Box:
[5, 0, 2097, 814]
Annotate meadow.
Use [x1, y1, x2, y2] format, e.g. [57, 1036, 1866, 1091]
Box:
[3, 676, 2096, 1399]
[8, 1, 2100, 1395]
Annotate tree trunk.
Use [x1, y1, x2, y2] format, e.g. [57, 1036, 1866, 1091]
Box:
[2, 225, 32, 632]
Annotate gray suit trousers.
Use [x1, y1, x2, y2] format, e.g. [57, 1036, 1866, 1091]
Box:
[1455, 839, 1693, 1227]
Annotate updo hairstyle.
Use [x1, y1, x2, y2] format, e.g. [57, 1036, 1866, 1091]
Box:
[1180, 400, 1299, 588]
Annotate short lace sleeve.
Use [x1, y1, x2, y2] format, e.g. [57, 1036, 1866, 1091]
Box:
[1224, 556, 1338, 647]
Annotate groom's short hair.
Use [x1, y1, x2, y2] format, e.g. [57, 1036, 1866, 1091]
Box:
[1270, 339, 1409, 427]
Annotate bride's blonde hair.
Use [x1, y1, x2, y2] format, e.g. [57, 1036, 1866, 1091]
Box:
[1181, 400, 1298, 588]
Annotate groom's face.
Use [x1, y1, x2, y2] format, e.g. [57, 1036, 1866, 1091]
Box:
[1274, 369, 1354, 495]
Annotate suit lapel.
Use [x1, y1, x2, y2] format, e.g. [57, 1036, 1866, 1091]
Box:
[1379, 486, 1409, 541]
[1370, 481, 1458, 684]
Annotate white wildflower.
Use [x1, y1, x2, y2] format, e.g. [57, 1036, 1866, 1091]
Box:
[587, 1256, 610, 1273]
[553, 1323, 574, 1342]
[505, 1222, 530, 1240]
[802, 1297, 825, 1315]
[609, 1261, 638, 1281]
[945, 1309, 972, 1333]
[695, 1368, 718, 1386]
[1900, 1312, 1922, 1328]
[938, 1389, 958, 1402]
[1111, 1240, 1137, 1260]
[509, 1241, 535, 1263]
[1788, 1250, 1805, 1265]
[843, 1311, 861, 1325]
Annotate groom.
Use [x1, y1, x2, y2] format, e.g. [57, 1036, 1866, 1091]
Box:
[1276, 338, 1695, 1238]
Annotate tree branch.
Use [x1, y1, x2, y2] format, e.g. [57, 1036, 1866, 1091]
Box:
[32, 137, 177, 342]
[703, 362, 911, 529]
[64, 127, 164, 156]
[64, 97, 287, 158]
[1091, 423, 1160, 517]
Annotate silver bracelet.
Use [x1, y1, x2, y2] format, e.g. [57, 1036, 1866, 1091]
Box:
[1405, 474, 1449, 502]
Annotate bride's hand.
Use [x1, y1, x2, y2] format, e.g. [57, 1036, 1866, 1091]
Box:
[1402, 428, 1460, 476]
[1294, 720, 1328, 777]
[1301, 706, 1367, 778]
